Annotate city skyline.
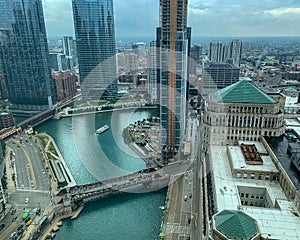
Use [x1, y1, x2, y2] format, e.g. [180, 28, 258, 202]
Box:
[43, 0, 300, 37]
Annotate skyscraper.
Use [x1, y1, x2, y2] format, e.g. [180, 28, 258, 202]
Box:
[0, 0, 55, 111]
[148, 41, 157, 103]
[209, 39, 242, 67]
[231, 39, 242, 67]
[62, 36, 76, 70]
[157, 0, 191, 162]
[209, 42, 224, 62]
[72, 0, 117, 100]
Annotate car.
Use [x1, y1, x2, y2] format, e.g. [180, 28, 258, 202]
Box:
[26, 219, 33, 226]
[25, 198, 29, 203]
[189, 193, 192, 198]
[12, 216, 18, 222]
[11, 209, 16, 215]
[0, 224, 5, 231]
[184, 195, 188, 201]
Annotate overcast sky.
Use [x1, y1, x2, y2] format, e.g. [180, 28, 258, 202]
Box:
[43, 0, 300, 38]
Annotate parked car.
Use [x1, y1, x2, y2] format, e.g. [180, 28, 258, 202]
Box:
[0, 224, 5, 231]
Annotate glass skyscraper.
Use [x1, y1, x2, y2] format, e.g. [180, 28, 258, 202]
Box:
[157, 0, 191, 162]
[72, 0, 117, 100]
[0, 0, 54, 111]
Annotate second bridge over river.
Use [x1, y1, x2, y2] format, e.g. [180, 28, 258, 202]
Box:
[57, 160, 191, 204]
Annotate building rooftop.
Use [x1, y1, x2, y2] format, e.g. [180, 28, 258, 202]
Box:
[211, 142, 300, 240]
[228, 142, 278, 173]
[214, 210, 259, 240]
[266, 136, 300, 190]
[209, 80, 277, 104]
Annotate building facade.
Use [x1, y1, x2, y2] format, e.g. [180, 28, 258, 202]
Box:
[209, 39, 242, 67]
[0, 0, 55, 111]
[201, 63, 240, 96]
[0, 112, 14, 130]
[209, 42, 225, 63]
[72, 0, 117, 100]
[157, 0, 191, 162]
[202, 80, 285, 148]
[62, 36, 76, 70]
[148, 41, 157, 103]
[52, 71, 78, 101]
[49, 53, 67, 72]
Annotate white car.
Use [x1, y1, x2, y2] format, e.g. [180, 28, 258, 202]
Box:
[25, 198, 29, 203]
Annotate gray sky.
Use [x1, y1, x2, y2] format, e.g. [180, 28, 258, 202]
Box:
[43, 0, 300, 37]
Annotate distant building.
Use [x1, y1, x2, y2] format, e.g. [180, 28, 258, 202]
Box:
[202, 63, 240, 96]
[231, 39, 242, 67]
[0, 112, 14, 130]
[209, 39, 242, 67]
[125, 53, 138, 72]
[49, 53, 67, 71]
[72, 0, 117, 100]
[132, 42, 146, 57]
[0, 0, 55, 110]
[147, 41, 157, 102]
[209, 42, 224, 63]
[52, 71, 78, 101]
[202, 80, 285, 148]
[62, 36, 76, 70]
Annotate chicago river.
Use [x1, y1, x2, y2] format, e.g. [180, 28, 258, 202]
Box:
[35, 109, 166, 240]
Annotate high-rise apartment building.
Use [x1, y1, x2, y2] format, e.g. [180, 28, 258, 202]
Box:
[209, 42, 225, 63]
[72, 0, 117, 100]
[49, 53, 67, 72]
[0, 0, 55, 111]
[157, 0, 191, 162]
[231, 39, 242, 67]
[209, 40, 242, 67]
[62, 36, 76, 70]
[148, 41, 158, 103]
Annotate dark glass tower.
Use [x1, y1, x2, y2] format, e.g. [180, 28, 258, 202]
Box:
[72, 0, 117, 100]
[157, 0, 191, 162]
[0, 0, 54, 111]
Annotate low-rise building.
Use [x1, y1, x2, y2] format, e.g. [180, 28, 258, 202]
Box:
[0, 112, 14, 130]
[202, 80, 285, 148]
[209, 140, 300, 239]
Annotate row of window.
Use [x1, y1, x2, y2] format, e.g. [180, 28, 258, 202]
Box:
[236, 172, 277, 181]
[240, 192, 264, 199]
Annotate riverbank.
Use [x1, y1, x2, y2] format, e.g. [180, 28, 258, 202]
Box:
[57, 105, 157, 118]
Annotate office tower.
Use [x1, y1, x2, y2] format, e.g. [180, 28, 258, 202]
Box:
[72, 0, 117, 99]
[148, 41, 157, 103]
[62, 36, 76, 70]
[209, 42, 224, 62]
[231, 39, 242, 67]
[0, 0, 54, 111]
[202, 63, 240, 96]
[157, 0, 191, 162]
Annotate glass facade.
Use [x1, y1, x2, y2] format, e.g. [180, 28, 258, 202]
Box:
[0, 0, 54, 110]
[72, 0, 117, 100]
[157, 0, 190, 158]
